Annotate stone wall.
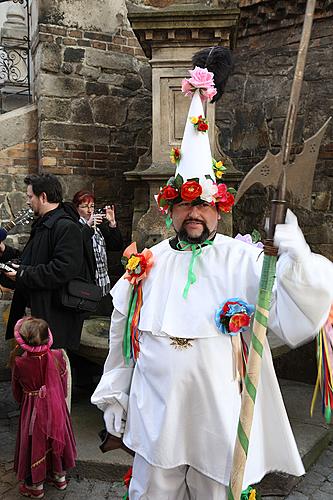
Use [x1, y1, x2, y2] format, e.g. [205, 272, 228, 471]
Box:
[0, 105, 38, 379]
[0, 105, 38, 245]
[216, 1, 333, 259]
[32, 7, 152, 244]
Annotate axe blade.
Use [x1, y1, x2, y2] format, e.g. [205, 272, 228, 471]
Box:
[234, 117, 332, 208]
[234, 150, 282, 205]
[286, 117, 331, 209]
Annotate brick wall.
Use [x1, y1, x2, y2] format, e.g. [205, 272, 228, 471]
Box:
[32, 23, 152, 244]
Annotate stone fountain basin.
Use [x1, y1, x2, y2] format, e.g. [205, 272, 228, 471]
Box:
[79, 316, 110, 366]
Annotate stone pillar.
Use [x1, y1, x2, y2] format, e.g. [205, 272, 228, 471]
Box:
[126, 1, 241, 249]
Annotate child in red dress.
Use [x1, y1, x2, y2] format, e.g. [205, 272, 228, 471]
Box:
[10, 317, 77, 499]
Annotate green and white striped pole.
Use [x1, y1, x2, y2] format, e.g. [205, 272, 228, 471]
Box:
[228, 1, 317, 497]
[228, 244, 277, 500]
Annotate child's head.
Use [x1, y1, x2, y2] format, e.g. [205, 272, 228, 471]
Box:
[9, 317, 53, 369]
[19, 317, 49, 346]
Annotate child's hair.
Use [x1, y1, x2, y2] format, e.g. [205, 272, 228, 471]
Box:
[19, 317, 49, 346]
[9, 317, 50, 368]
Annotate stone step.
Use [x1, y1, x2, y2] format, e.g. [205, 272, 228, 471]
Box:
[72, 379, 332, 496]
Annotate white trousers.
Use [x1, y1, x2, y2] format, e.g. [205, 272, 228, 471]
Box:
[129, 454, 228, 500]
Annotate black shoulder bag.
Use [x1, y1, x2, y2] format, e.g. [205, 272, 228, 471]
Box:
[60, 278, 102, 313]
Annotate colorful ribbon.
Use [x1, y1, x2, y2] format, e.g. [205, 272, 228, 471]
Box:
[311, 314, 333, 423]
[123, 283, 143, 365]
[177, 239, 214, 298]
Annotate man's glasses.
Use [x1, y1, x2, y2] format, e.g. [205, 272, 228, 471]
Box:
[78, 204, 95, 209]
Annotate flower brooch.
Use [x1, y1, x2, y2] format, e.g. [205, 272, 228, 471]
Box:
[215, 298, 255, 336]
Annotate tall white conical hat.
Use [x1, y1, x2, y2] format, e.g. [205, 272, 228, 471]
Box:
[175, 90, 215, 184]
[156, 66, 234, 215]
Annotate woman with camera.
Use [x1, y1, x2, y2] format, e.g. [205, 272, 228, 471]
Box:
[72, 190, 123, 315]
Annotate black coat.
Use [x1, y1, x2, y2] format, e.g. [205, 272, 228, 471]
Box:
[3, 206, 87, 350]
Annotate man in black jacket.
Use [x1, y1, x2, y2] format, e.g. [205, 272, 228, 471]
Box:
[0, 173, 87, 350]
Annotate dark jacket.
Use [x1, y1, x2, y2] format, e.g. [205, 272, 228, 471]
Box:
[3, 205, 87, 350]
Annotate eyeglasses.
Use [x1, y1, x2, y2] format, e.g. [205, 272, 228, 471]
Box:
[78, 204, 95, 209]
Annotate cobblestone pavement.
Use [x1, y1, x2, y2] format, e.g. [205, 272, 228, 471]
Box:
[2, 380, 333, 499]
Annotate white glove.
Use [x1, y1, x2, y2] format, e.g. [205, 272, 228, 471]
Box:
[274, 209, 311, 262]
[103, 401, 126, 438]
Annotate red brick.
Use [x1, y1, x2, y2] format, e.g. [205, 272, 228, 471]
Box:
[63, 38, 77, 46]
[85, 168, 108, 176]
[108, 43, 122, 52]
[7, 149, 30, 158]
[92, 41, 107, 50]
[45, 167, 74, 175]
[83, 32, 114, 43]
[93, 161, 108, 169]
[65, 159, 84, 167]
[47, 26, 67, 36]
[121, 45, 135, 55]
[64, 143, 93, 151]
[26, 142, 38, 150]
[41, 157, 57, 167]
[72, 151, 87, 159]
[127, 38, 140, 47]
[68, 29, 83, 38]
[78, 39, 91, 47]
[81, 160, 94, 168]
[43, 150, 68, 158]
[94, 145, 109, 152]
[87, 152, 108, 160]
[112, 35, 127, 45]
[13, 159, 29, 166]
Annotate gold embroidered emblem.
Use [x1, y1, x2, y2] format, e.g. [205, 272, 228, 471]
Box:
[169, 337, 194, 350]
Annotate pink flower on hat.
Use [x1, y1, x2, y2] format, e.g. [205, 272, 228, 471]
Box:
[188, 67, 215, 89]
[182, 67, 217, 101]
[181, 78, 193, 97]
[201, 178, 218, 203]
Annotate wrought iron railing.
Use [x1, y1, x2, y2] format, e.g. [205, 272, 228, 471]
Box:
[0, 0, 31, 111]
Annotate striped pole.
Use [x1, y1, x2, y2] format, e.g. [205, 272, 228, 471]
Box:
[228, 2, 317, 496]
[228, 246, 277, 500]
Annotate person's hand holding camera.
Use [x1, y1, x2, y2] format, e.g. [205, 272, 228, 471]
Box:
[105, 205, 117, 228]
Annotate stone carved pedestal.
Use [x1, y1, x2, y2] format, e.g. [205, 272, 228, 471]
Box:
[126, 1, 241, 249]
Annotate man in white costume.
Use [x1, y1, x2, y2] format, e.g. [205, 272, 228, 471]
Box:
[91, 68, 333, 499]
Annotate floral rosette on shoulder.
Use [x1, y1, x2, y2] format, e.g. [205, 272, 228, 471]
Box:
[215, 298, 255, 388]
[121, 242, 153, 364]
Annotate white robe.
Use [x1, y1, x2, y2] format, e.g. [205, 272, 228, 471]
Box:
[91, 234, 333, 488]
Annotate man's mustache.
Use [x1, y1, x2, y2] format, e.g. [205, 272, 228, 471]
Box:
[184, 218, 204, 224]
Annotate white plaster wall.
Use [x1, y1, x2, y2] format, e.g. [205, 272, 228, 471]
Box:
[39, 0, 128, 32]
[0, 3, 8, 30]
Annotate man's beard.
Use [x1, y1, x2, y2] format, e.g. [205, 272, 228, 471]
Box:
[177, 219, 210, 244]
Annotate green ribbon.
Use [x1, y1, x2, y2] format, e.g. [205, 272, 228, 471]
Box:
[241, 486, 257, 499]
[165, 213, 173, 229]
[177, 239, 213, 298]
[123, 287, 137, 365]
[325, 394, 331, 424]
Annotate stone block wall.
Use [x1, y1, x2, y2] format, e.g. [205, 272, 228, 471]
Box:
[0, 139, 38, 377]
[32, 22, 152, 244]
[216, 1, 333, 259]
[0, 140, 37, 241]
